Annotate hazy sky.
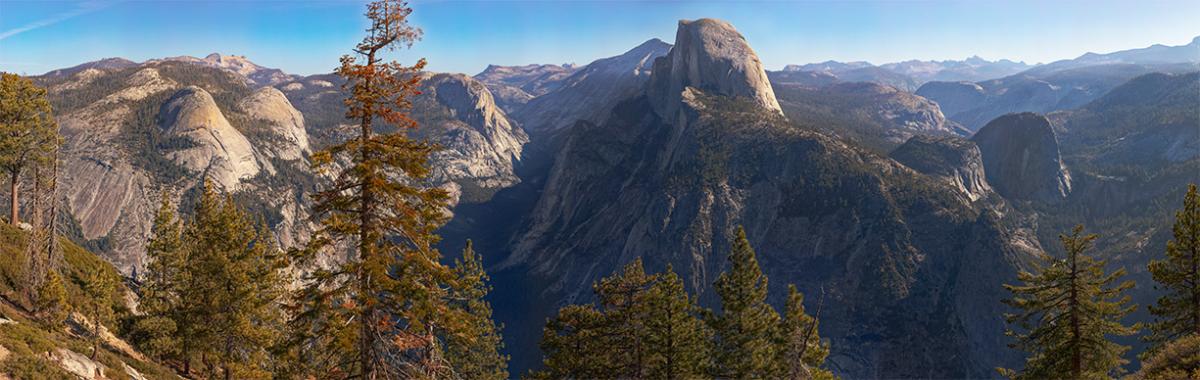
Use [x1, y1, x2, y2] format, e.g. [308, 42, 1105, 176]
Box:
[2, 0, 1197, 76]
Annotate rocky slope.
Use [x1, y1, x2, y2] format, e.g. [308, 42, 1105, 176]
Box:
[477, 18, 1038, 378]
[236, 87, 312, 161]
[891, 135, 994, 202]
[971, 113, 1071, 203]
[774, 81, 967, 151]
[515, 38, 671, 132]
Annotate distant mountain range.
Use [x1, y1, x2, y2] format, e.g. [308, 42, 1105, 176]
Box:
[779, 56, 1033, 89]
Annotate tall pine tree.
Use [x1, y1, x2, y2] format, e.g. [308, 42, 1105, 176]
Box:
[0, 72, 60, 226]
[133, 183, 290, 378]
[1147, 184, 1200, 347]
[775, 285, 832, 380]
[288, 1, 473, 378]
[644, 265, 711, 380]
[710, 226, 780, 379]
[445, 241, 508, 380]
[1000, 225, 1137, 379]
[132, 192, 183, 361]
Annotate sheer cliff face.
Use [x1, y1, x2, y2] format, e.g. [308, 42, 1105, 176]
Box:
[498, 19, 1034, 378]
[971, 112, 1072, 203]
[416, 73, 529, 203]
[647, 19, 782, 125]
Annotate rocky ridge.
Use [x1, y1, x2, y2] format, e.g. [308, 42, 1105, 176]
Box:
[516, 38, 672, 132]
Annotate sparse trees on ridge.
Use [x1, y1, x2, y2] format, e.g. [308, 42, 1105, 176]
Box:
[0, 72, 61, 226]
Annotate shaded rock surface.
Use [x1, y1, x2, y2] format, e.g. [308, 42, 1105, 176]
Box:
[891, 135, 993, 201]
[971, 113, 1071, 203]
[516, 38, 671, 132]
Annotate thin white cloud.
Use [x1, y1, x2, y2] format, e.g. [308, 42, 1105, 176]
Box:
[0, 1, 116, 41]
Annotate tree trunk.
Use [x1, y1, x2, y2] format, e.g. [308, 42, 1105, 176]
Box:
[1069, 249, 1082, 379]
[9, 169, 19, 225]
[359, 47, 378, 380]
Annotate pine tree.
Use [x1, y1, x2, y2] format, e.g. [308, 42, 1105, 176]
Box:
[1135, 333, 1200, 380]
[1147, 183, 1200, 348]
[594, 258, 659, 378]
[445, 241, 508, 380]
[288, 1, 468, 378]
[132, 192, 183, 360]
[0, 72, 60, 226]
[184, 183, 289, 379]
[35, 269, 68, 324]
[711, 226, 781, 379]
[775, 285, 832, 380]
[531, 304, 609, 379]
[1000, 225, 1137, 379]
[134, 183, 290, 378]
[82, 265, 116, 360]
[532, 259, 715, 380]
[644, 265, 711, 380]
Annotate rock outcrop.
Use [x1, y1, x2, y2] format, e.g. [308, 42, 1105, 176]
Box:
[971, 112, 1071, 203]
[516, 38, 671, 132]
[417, 73, 529, 203]
[891, 135, 993, 201]
[237, 87, 311, 160]
[648, 18, 782, 124]
[160, 86, 263, 189]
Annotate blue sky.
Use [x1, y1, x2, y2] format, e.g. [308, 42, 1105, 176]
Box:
[1, 0, 1197, 76]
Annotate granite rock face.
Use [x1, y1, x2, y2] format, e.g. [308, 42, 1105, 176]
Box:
[418, 73, 529, 203]
[516, 38, 671, 132]
[160, 86, 264, 190]
[237, 87, 311, 161]
[648, 18, 782, 124]
[891, 135, 993, 201]
[971, 112, 1072, 203]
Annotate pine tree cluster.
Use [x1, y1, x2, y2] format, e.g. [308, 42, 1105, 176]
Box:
[532, 227, 833, 380]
